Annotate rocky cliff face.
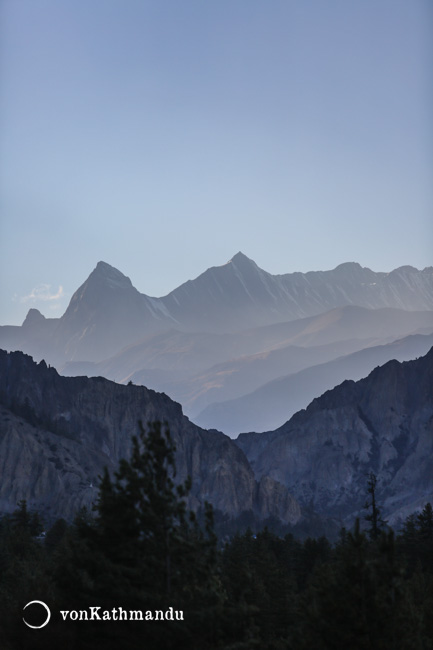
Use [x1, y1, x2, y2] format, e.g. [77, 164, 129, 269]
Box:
[236, 347, 433, 526]
[0, 350, 300, 525]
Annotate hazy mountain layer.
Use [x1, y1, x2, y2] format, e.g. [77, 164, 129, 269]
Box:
[236, 346, 433, 526]
[196, 333, 433, 435]
[130, 337, 372, 417]
[60, 306, 433, 429]
[62, 304, 433, 378]
[1, 255, 432, 366]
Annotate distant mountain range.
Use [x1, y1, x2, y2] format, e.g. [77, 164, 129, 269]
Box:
[1, 254, 432, 434]
[2, 254, 433, 363]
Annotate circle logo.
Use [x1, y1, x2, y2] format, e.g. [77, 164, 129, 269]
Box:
[23, 601, 51, 629]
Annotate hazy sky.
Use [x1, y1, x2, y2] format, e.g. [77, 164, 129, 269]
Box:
[1, 0, 432, 325]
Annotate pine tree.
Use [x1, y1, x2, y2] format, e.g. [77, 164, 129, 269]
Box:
[294, 521, 422, 649]
[9, 499, 44, 537]
[364, 472, 387, 540]
[54, 421, 225, 649]
[417, 502, 433, 540]
[416, 502, 433, 573]
[93, 421, 204, 602]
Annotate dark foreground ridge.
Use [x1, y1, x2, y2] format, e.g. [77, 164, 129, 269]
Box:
[0, 349, 299, 524]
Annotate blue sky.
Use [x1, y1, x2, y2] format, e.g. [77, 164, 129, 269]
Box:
[1, 0, 432, 325]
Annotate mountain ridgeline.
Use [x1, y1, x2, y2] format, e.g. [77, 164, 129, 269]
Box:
[2, 254, 433, 366]
[1, 254, 432, 435]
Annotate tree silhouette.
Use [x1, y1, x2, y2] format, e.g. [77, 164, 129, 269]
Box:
[54, 421, 223, 649]
[364, 472, 387, 540]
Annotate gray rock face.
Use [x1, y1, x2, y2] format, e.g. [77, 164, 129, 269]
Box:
[236, 347, 433, 526]
[0, 350, 299, 524]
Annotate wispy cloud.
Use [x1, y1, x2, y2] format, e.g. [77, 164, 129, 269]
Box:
[18, 284, 64, 304]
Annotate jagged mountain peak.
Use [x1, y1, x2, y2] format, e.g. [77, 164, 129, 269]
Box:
[331, 261, 377, 279]
[391, 265, 422, 274]
[95, 260, 116, 272]
[61, 261, 136, 314]
[228, 251, 256, 265]
[225, 251, 262, 275]
[334, 261, 363, 271]
[22, 308, 46, 328]
[89, 261, 134, 290]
